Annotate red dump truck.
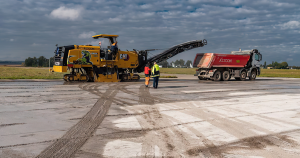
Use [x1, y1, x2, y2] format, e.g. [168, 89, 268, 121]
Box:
[194, 49, 262, 81]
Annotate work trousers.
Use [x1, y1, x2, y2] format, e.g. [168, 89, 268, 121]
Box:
[153, 76, 159, 88]
[145, 74, 150, 86]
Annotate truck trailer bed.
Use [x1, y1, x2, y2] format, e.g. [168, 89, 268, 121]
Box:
[197, 53, 250, 69]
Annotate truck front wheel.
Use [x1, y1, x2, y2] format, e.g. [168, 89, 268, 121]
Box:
[249, 70, 256, 80]
[222, 71, 230, 81]
[213, 71, 222, 81]
[240, 71, 247, 81]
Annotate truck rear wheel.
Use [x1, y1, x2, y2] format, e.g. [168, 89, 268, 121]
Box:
[222, 71, 230, 81]
[213, 71, 222, 81]
[240, 71, 247, 81]
[249, 70, 256, 80]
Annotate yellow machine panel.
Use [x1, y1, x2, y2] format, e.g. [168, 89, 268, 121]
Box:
[115, 51, 139, 68]
[53, 65, 68, 72]
[94, 72, 120, 82]
[68, 49, 100, 65]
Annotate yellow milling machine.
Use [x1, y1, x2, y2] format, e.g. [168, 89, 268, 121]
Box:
[52, 34, 207, 82]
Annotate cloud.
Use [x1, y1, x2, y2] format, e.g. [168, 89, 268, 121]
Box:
[78, 31, 96, 39]
[108, 17, 123, 22]
[280, 21, 300, 29]
[10, 39, 14, 42]
[1, 0, 300, 66]
[188, 0, 203, 4]
[140, 4, 152, 9]
[31, 43, 39, 46]
[49, 6, 82, 21]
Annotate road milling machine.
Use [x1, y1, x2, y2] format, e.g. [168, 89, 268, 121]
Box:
[52, 34, 207, 82]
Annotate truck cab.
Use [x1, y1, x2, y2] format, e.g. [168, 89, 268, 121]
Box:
[231, 49, 262, 66]
[231, 49, 262, 78]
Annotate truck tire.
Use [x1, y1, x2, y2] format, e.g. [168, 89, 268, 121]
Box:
[240, 71, 247, 81]
[249, 70, 256, 80]
[222, 71, 230, 81]
[213, 71, 222, 81]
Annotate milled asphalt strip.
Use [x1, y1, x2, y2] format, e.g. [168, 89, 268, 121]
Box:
[36, 84, 119, 158]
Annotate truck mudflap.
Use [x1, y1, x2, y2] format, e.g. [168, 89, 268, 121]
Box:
[234, 70, 241, 78]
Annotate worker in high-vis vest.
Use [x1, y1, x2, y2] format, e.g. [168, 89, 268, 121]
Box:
[144, 62, 151, 87]
[151, 62, 160, 89]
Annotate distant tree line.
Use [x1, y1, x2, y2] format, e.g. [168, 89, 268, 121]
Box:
[290, 66, 300, 69]
[24, 56, 54, 67]
[263, 61, 289, 69]
[158, 59, 193, 68]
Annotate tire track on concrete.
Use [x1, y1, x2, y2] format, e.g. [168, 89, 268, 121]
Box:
[36, 84, 119, 158]
[81, 83, 137, 106]
[187, 130, 300, 157]
[0, 123, 25, 128]
[135, 85, 191, 157]
[137, 85, 172, 156]
[121, 85, 168, 103]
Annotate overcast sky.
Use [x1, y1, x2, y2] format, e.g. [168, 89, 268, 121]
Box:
[1, 0, 300, 65]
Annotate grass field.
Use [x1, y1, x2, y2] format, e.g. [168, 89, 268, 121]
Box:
[0, 67, 67, 79]
[260, 69, 300, 78]
[160, 68, 196, 75]
[1, 67, 300, 79]
[0, 67, 177, 79]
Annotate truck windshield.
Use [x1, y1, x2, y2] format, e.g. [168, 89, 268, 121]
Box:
[255, 54, 262, 61]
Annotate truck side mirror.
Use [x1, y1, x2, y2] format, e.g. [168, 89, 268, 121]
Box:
[259, 54, 262, 61]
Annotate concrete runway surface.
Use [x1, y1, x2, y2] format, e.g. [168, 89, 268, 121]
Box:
[1, 77, 300, 158]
